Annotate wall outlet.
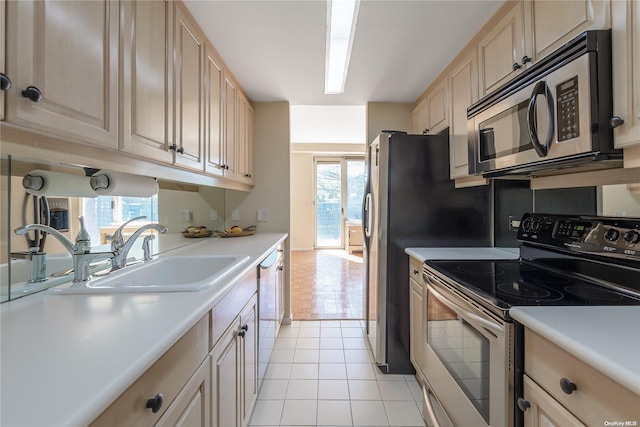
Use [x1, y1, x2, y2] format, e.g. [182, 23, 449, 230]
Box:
[210, 209, 218, 221]
[180, 210, 192, 222]
[508, 216, 521, 231]
[231, 209, 240, 221]
[257, 209, 269, 222]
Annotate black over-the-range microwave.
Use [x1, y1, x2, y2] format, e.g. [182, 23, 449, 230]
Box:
[467, 30, 623, 177]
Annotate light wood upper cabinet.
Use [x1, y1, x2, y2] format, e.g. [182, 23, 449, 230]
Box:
[478, 2, 529, 96]
[412, 78, 448, 136]
[449, 51, 477, 179]
[224, 76, 238, 180]
[612, 0, 640, 149]
[527, 0, 610, 63]
[204, 44, 224, 177]
[174, 3, 205, 172]
[4, 0, 118, 149]
[119, 0, 173, 164]
[411, 99, 427, 135]
[426, 78, 449, 135]
[237, 91, 256, 185]
[0, 0, 6, 121]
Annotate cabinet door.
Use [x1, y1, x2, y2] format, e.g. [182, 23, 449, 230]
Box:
[522, 375, 586, 427]
[0, 0, 6, 121]
[174, 3, 204, 172]
[426, 78, 449, 135]
[449, 52, 476, 179]
[409, 276, 424, 380]
[612, 0, 640, 148]
[204, 44, 224, 177]
[211, 318, 240, 427]
[240, 296, 258, 426]
[224, 76, 238, 180]
[411, 99, 427, 135]
[119, 0, 173, 163]
[237, 91, 248, 183]
[276, 257, 285, 328]
[478, 2, 528, 96]
[156, 359, 211, 427]
[5, 0, 118, 148]
[246, 103, 255, 185]
[529, 0, 610, 63]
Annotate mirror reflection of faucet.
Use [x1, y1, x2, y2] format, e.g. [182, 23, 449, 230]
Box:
[13, 216, 167, 286]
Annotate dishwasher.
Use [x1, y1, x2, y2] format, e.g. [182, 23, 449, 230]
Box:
[257, 244, 284, 386]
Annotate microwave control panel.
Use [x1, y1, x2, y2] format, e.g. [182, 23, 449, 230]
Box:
[556, 76, 580, 142]
[518, 213, 640, 259]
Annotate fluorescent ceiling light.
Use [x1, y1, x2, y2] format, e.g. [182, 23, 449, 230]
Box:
[325, 0, 360, 94]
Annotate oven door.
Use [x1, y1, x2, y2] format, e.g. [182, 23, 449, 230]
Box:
[423, 271, 512, 427]
[470, 53, 592, 175]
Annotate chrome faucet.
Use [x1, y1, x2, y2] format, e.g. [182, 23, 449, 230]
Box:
[11, 247, 47, 283]
[14, 217, 115, 283]
[111, 223, 168, 270]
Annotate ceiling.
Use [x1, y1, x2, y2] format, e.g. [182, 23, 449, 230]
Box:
[182, 0, 505, 106]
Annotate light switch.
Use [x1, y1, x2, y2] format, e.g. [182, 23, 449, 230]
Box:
[210, 209, 218, 221]
[232, 209, 240, 221]
[257, 209, 269, 222]
[180, 210, 192, 222]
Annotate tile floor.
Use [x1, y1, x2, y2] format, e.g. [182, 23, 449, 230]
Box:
[291, 250, 365, 320]
[249, 320, 426, 427]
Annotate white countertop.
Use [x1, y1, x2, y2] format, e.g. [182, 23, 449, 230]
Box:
[405, 247, 519, 263]
[0, 232, 287, 427]
[510, 306, 640, 395]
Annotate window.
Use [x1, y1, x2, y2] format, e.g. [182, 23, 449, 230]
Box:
[81, 195, 158, 245]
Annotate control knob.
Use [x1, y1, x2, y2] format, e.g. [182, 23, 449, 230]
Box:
[521, 217, 533, 232]
[623, 230, 640, 245]
[531, 220, 542, 232]
[604, 228, 621, 242]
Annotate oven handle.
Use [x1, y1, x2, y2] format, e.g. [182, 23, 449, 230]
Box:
[527, 80, 555, 158]
[422, 383, 454, 427]
[426, 282, 505, 336]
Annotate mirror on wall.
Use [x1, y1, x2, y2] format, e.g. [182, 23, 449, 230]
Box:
[1, 156, 226, 302]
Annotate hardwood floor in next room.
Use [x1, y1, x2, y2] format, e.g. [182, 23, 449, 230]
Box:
[291, 250, 364, 320]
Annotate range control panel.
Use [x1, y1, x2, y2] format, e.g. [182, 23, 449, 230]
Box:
[518, 213, 640, 259]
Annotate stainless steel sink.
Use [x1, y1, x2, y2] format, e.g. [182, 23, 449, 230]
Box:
[46, 255, 250, 294]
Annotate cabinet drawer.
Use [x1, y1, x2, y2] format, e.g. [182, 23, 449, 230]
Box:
[90, 315, 209, 426]
[525, 330, 640, 426]
[211, 268, 258, 348]
[409, 257, 423, 283]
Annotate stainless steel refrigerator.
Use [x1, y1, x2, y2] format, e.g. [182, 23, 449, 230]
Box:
[362, 132, 492, 374]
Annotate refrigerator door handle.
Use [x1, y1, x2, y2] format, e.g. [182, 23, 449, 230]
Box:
[364, 193, 372, 238]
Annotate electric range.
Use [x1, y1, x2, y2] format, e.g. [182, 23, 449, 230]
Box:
[420, 213, 640, 427]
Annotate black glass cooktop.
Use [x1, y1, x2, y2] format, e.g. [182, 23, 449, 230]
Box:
[425, 260, 640, 314]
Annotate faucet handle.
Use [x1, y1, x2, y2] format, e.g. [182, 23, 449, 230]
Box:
[110, 216, 147, 249]
[74, 216, 91, 253]
[142, 234, 156, 261]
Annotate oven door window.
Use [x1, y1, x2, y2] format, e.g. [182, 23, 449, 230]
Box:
[427, 290, 491, 424]
[478, 100, 534, 161]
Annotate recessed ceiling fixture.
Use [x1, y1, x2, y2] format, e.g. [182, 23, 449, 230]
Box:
[325, 0, 360, 94]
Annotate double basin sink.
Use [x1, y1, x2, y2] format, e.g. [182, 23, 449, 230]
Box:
[46, 255, 250, 295]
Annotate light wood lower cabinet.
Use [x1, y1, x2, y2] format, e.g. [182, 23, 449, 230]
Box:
[156, 359, 211, 427]
[211, 294, 258, 427]
[90, 315, 209, 426]
[521, 328, 640, 426]
[408, 256, 425, 381]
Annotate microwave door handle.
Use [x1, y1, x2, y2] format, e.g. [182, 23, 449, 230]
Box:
[527, 80, 554, 157]
[427, 283, 505, 336]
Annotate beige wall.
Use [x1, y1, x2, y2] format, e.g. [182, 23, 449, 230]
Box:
[366, 102, 413, 144]
[225, 101, 293, 320]
[601, 184, 640, 217]
[158, 187, 225, 234]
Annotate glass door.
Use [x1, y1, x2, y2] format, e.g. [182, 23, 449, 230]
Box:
[314, 158, 365, 249]
[315, 161, 343, 248]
